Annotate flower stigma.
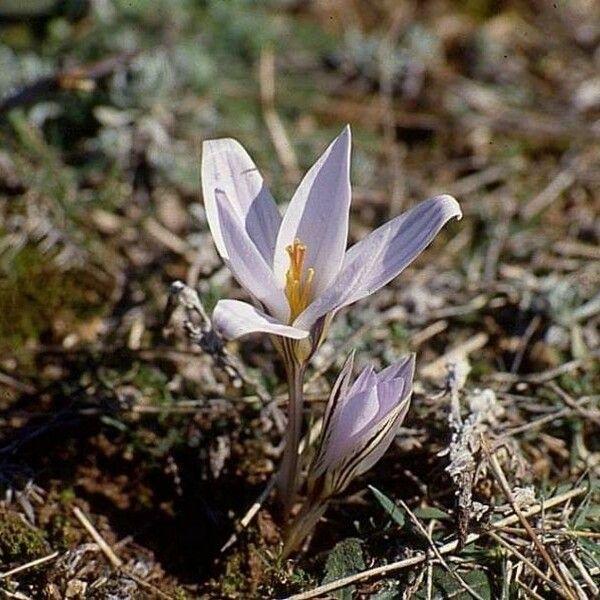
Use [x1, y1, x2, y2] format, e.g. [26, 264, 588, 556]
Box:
[284, 238, 314, 322]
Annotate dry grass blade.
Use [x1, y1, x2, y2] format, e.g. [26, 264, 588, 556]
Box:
[73, 507, 175, 599]
[490, 349, 600, 384]
[487, 530, 568, 599]
[481, 438, 578, 600]
[399, 500, 487, 600]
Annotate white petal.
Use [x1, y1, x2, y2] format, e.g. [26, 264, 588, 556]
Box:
[295, 195, 462, 329]
[215, 189, 288, 318]
[202, 138, 282, 265]
[273, 126, 352, 296]
[212, 299, 309, 340]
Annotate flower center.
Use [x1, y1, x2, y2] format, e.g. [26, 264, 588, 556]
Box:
[284, 238, 314, 322]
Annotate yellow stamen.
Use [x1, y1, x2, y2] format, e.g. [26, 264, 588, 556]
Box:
[284, 238, 315, 322]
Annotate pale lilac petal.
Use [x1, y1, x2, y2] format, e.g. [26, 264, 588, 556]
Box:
[352, 393, 411, 478]
[322, 387, 378, 469]
[313, 352, 356, 477]
[215, 189, 288, 319]
[319, 351, 355, 442]
[322, 391, 412, 494]
[273, 126, 352, 296]
[378, 354, 416, 385]
[295, 195, 461, 329]
[202, 138, 282, 264]
[332, 386, 412, 490]
[315, 357, 414, 490]
[348, 365, 376, 396]
[337, 387, 379, 438]
[212, 299, 309, 340]
[374, 380, 406, 417]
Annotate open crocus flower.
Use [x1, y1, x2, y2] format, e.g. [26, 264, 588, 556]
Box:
[202, 126, 461, 358]
[283, 352, 414, 555]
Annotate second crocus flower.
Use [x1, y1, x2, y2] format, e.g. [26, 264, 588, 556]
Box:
[283, 352, 415, 555]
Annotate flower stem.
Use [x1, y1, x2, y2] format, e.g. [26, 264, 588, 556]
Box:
[278, 357, 305, 521]
[282, 495, 328, 558]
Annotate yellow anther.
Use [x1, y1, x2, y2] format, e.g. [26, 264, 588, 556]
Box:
[284, 239, 314, 322]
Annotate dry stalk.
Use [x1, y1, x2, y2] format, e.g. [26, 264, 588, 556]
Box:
[72, 507, 174, 600]
[220, 475, 277, 553]
[72, 507, 122, 569]
[259, 48, 300, 182]
[487, 530, 569, 599]
[442, 362, 504, 547]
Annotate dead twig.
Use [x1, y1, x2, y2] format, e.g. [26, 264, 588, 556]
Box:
[490, 348, 600, 384]
[510, 315, 542, 374]
[72, 506, 122, 569]
[73, 507, 174, 599]
[0, 551, 60, 580]
[420, 333, 488, 380]
[220, 475, 277, 553]
[164, 281, 270, 402]
[0, 51, 139, 114]
[487, 530, 569, 599]
[502, 395, 599, 437]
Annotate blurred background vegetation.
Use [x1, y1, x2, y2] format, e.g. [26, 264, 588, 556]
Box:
[0, 1, 599, 598]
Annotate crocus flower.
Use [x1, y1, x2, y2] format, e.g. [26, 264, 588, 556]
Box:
[311, 352, 414, 497]
[202, 126, 461, 359]
[283, 352, 414, 555]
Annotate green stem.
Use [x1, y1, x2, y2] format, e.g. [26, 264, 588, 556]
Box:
[282, 493, 328, 558]
[278, 357, 305, 522]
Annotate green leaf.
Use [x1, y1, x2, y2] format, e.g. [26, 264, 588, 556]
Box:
[413, 506, 452, 521]
[322, 538, 366, 600]
[369, 485, 405, 527]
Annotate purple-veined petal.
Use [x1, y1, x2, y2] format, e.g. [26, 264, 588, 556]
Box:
[202, 138, 282, 265]
[212, 299, 309, 340]
[215, 189, 288, 319]
[351, 392, 412, 478]
[273, 126, 352, 296]
[295, 195, 461, 330]
[319, 386, 378, 472]
[329, 389, 412, 493]
[312, 352, 355, 477]
[319, 351, 355, 444]
[374, 354, 415, 417]
[337, 387, 379, 439]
